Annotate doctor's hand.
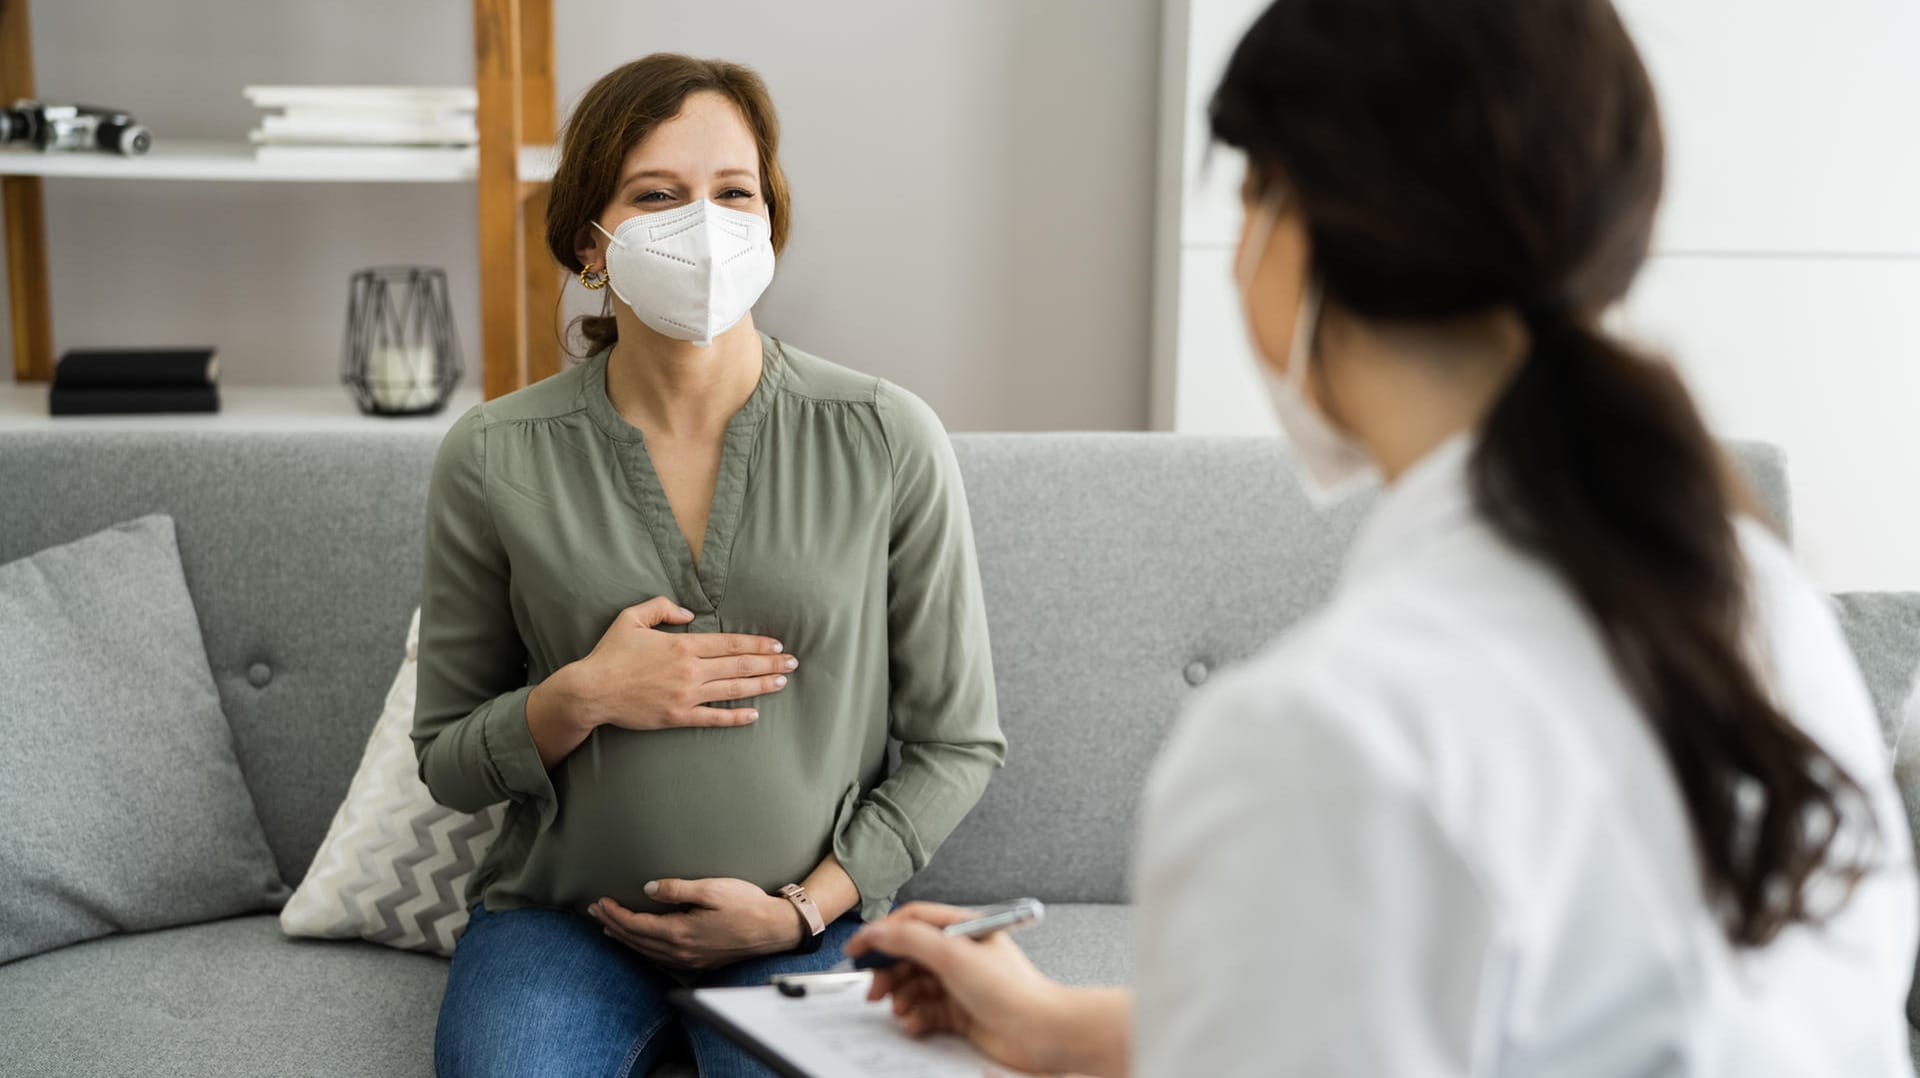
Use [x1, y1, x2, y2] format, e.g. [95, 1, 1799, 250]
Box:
[556, 596, 796, 732]
[590, 877, 805, 970]
[850, 903, 1121, 1078]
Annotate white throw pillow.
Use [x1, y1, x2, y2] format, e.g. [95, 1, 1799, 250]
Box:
[280, 609, 504, 956]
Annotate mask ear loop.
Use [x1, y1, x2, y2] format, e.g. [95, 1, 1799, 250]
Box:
[590, 219, 625, 248]
[1286, 277, 1324, 392]
[1234, 191, 1283, 293]
[1239, 189, 1324, 389]
[586, 219, 628, 311]
[1242, 189, 1336, 413]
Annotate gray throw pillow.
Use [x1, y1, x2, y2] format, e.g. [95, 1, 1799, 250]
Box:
[0, 514, 288, 965]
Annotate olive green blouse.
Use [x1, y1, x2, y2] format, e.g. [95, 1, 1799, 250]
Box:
[411, 333, 1005, 922]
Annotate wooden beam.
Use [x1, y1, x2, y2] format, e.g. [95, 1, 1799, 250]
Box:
[518, 0, 556, 143]
[472, 0, 526, 400]
[3, 179, 53, 384]
[522, 184, 563, 382]
[516, 0, 562, 383]
[2, 0, 55, 383]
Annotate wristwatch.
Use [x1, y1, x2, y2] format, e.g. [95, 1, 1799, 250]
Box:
[779, 883, 827, 954]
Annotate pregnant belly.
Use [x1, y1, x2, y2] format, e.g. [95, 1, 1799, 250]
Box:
[535, 722, 861, 914]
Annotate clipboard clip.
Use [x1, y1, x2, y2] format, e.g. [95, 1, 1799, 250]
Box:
[765, 897, 1045, 998]
[769, 969, 872, 998]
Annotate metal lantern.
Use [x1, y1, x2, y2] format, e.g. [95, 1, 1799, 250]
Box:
[342, 266, 463, 416]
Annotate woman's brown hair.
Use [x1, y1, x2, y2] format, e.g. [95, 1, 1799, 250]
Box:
[547, 54, 791, 356]
[1212, 0, 1874, 947]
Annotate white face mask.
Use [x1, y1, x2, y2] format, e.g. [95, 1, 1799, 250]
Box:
[592, 199, 776, 347]
[1235, 193, 1380, 505]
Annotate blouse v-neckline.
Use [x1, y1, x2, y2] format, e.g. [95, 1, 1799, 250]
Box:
[581, 335, 787, 616]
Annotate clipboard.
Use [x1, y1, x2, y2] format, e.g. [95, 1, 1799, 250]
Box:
[670, 988, 811, 1078]
[669, 974, 1034, 1078]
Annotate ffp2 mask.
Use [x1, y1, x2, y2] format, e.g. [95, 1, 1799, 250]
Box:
[1235, 192, 1380, 505]
[592, 199, 776, 346]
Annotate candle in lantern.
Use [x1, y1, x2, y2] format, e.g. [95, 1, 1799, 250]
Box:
[369, 343, 436, 411]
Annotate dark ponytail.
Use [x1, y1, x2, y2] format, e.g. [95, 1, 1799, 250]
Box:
[573, 309, 619, 358]
[1212, 0, 1873, 946]
[1479, 307, 1869, 945]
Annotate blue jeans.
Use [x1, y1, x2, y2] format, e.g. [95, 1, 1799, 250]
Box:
[434, 901, 863, 1077]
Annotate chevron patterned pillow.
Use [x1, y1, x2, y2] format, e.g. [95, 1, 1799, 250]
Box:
[279, 609, 505, 956]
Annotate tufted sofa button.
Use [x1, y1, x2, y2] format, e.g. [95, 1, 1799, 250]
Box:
[1183, 660, 1209, 687]
[247, 662, 273, 688]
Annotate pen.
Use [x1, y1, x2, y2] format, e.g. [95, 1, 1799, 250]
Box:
[771, 897, 1046, 996]
[852, 896, 1046, 971]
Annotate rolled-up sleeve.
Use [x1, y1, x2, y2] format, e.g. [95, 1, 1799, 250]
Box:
[411, 405, 557, 819]
[835, 382, 1007, 920]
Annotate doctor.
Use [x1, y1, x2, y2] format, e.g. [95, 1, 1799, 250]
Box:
[848, 0, 1919, 1073]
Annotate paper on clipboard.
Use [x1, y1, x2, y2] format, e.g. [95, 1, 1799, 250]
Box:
[678, 974, 1034, 1078]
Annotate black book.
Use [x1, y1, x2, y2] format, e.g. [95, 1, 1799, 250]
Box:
[54, 348, 219, 389]
[49, 384, 221, 416]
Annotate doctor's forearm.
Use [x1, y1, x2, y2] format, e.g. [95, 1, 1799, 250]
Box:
[1043, 986, 1132, 1078]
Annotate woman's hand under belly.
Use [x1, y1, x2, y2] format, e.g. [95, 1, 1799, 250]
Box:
[588, 877, 804, 970]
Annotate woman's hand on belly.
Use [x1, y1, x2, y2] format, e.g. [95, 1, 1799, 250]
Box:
[556, 596, 800, 733]
[588, 877, 804, 970]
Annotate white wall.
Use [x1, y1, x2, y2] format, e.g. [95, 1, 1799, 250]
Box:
[1154, 0, 1920, 592]
[2, 0, 1159, 432]
[1614, 0, 1920, 593]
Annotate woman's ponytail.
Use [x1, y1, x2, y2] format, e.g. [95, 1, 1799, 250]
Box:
[572, 312, 618, 357]
[1471, 312, 1872, 946]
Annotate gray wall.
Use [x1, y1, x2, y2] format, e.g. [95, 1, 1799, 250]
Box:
[4, 0, 1158, 431]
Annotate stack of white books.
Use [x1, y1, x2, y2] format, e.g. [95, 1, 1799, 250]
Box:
[245, 86, 478, 165]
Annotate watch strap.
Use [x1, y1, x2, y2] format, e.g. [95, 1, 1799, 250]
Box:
[778, 883, 826, 953]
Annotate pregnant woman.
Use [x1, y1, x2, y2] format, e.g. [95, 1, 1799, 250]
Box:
[412, 54, 1006, 1077]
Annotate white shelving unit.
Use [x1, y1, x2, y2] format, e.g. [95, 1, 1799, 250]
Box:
[3, 0, 566, 399]
[0, 137, 554, 430]
[0, 383, 481, 432]
[0, 142, 556, 184]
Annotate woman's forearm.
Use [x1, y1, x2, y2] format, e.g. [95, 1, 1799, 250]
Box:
[796, 853, 861, 924]
[750, 854, 860, 952]
[525, 663, 597, 770]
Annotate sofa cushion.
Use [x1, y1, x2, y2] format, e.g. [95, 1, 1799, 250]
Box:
[0, 915, 446, 1077]
[1892, 665, 1920, 1030]
[1015, 902, 1132, 987]
[0, 514, 288, 965]
[1832, 591, 1920, 749]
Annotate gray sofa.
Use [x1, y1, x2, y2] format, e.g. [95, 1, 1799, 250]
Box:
[1, 430, 1916, 1075]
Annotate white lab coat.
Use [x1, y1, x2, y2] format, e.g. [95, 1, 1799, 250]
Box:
[1132, 435, 1917, 1076]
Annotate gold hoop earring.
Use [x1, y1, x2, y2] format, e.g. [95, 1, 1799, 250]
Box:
[580, 265, 608, 291]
